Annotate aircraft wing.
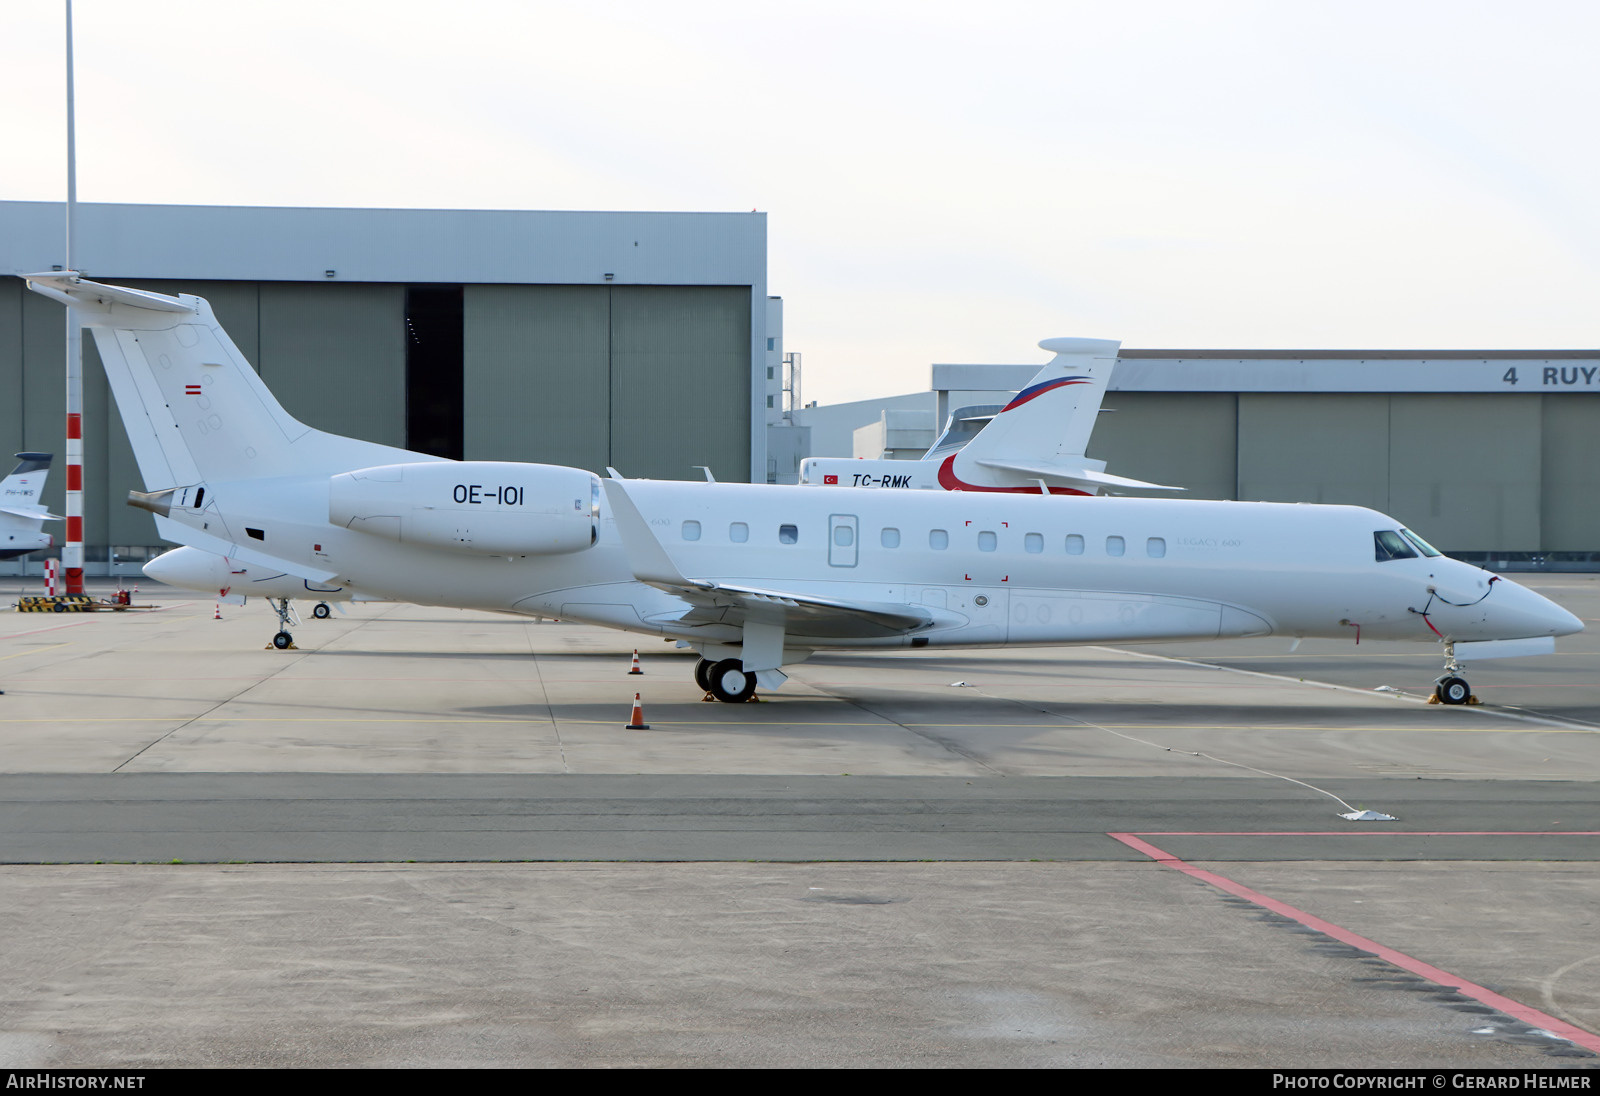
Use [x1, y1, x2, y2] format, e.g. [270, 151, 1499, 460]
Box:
[644, 580, 932, 639]
[974, 458, 1185, 491]
[601, 478, 932, 639]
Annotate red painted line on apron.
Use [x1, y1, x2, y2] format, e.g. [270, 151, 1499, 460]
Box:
[1107, 831, 1600, 1052]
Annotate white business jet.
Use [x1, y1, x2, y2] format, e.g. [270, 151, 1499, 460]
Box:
[26, 273, 1580, 706]
[0, 453, 58, 559]
[800, 338, 1179, 495]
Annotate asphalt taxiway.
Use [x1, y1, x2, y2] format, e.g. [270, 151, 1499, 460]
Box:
[0, 577, 1594, 1067]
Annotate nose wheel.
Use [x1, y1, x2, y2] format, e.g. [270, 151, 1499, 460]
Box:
[1431, 642, 1477, 705]
[268, 598, 300, 650]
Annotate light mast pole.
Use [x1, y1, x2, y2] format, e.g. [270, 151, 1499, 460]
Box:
[63, 0, 84, 595]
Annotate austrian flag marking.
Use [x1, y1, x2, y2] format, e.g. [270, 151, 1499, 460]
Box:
[185, 384, 202, 395]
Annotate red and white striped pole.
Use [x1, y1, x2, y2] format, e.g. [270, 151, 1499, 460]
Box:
[62, 2, 84, 596]
[64, 409, 82, 595]
[44, 559, 57, 596]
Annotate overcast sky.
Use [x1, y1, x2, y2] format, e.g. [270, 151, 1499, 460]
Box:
[3, 1, 1596, 404]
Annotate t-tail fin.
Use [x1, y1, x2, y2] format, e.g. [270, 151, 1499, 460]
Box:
[943, 337, 1182, 494]
[22, 273, 435, 493]
[959, 336, 1120, 466]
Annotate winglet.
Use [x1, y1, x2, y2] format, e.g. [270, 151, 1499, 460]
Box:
[601, 478, 692, 587]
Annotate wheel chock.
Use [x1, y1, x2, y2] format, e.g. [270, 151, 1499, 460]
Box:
[1468, 695, 1481, 705]
[1426, 693, 1440, 704]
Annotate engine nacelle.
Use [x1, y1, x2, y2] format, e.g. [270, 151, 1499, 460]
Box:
[328, 462, 598, 556]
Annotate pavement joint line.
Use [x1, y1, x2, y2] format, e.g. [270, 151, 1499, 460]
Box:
[0, 642, 71, 662]
[524, 622, 570, 774]
[1108, 830, 1600, 1053]
[993, 692, 1365, 815]
[1095, 644, 1600, 735]
[793, 678, 1009, 776]
[106, 603, 401, 772]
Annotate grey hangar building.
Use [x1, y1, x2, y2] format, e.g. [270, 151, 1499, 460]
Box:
[1, 200, 1597, 575]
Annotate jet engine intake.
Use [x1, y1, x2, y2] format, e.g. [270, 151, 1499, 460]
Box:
[329, 461, 598, 556]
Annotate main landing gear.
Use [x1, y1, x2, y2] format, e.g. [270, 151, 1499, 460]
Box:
[694, 657, 757, 703]
[1431, 642, 1476, 706]
[312, 602, 331, 619]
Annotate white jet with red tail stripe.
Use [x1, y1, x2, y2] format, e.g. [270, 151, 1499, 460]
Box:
[26, 273, 1580, 707]
[800, 337, 1180, 495]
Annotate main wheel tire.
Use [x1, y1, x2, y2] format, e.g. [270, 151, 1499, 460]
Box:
[312, 603, 331, 619]
[1437, 676, 1470, 705]
[273, 631, 293, 650]
[708, 658, 756, 703]
[693, 657, 715, 693]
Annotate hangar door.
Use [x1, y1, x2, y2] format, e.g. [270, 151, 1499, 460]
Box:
[463, 285, 751, 481]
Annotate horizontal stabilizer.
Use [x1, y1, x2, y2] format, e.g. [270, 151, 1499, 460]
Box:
[153, 515, 339, 584]
[21, 273, 196, 315]
[0, 506, 61, 521]
[974, 458, 1184, 491]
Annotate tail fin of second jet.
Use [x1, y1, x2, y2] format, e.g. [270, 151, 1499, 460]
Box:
[945, 336, 1182, 494]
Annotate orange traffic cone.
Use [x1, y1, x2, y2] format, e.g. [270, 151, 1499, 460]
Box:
[214, 601, 223, 620]
[628, 650, 642, 675]
[626, 693, 650, 730]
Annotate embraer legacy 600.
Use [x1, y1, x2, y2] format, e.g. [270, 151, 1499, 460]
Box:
[27, 274, 1580, 705]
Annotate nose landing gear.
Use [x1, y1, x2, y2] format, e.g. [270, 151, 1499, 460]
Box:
[268, 597, 300, 651]
[1430, 642, 1478, 706]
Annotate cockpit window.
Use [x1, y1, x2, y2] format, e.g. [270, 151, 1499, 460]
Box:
[1374, 530, 1417, 562]
[1399, 528, 1441, 557]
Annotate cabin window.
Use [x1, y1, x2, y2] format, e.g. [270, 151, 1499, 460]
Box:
[881, 527, 901, 548]
[1024, 533, 1043, 554]
[1374, 530, 1417, 561]
[930, 529, 949, 550]
[1400, 528, 1441, 557]
[682, 520, 701, 542]
[833, 525, 854, 547]
[729, 522, 749, 543]
[1066, 534, 1084, 555]
[1106, 536, 1125, 557]
[779, 524, 798, 545]
[1147, 537, 1166, 558]
[977, 530, 997, 552]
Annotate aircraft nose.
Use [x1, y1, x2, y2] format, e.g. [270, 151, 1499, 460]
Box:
[1496, 576, 1583, 638]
